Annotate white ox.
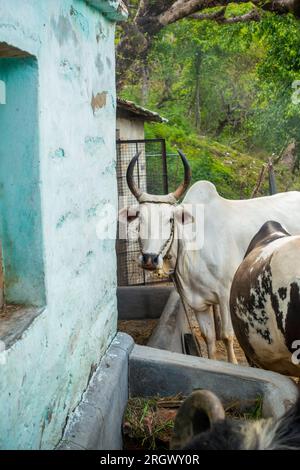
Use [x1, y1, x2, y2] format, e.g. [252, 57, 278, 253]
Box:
[123, 151, 300, 363]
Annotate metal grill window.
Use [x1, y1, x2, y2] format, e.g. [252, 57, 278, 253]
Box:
[116, 139, 170, 286]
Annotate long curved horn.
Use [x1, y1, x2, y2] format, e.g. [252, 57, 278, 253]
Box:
[172, 149, 192, 200]
[126, 151, 143, 200]
[170, 390, 225, 450]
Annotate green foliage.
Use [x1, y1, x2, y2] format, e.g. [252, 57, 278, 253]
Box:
[119, 7, 300, 197]
[146, 121, 300, 199]
[247, 14, 300, 152]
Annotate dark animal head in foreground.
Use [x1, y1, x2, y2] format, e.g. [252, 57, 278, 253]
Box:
[171, 390, 300, 450]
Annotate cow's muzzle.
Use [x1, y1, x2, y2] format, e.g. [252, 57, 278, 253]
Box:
[140, 253, 160, 271]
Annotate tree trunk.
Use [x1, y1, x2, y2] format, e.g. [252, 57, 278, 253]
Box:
[194, 49, 201, 131]
[141, 65, 150, 105]
[251, 164, 267, 198]
[268, 158, 277, 195]
[116, 22, 151, 90]
[293, 139, 300, 173]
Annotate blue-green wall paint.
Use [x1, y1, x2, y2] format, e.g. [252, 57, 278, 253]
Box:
[0, 58, 45, 306]
[0, 0, 126, 450]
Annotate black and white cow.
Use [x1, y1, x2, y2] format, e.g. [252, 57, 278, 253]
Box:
[230, 220, 300, 376]
[171, 390, 300, 450]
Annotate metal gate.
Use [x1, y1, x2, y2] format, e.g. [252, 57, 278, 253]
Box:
[116, 138, 170, 286]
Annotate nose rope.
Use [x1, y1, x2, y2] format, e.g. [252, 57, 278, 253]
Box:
[138, 217, 175, 259]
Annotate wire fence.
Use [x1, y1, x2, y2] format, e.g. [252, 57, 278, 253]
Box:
[116, 139, 182, 286]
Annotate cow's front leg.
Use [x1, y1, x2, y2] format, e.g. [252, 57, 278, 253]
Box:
[222, 336, 237, 364]
[219, 297, 238, 364]
[195, 308, 217, 360]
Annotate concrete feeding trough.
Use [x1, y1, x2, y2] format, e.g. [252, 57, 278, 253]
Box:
[117, 285, 173, 322]
[117, 285, 191, 354]
[58, 287, 299, 449]
[58, 329, 298, 449]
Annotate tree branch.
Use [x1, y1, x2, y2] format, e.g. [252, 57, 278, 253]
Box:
[190, 7, 261, 23]
[134, 0, 148, 20]
[117, 0, 300, 89]
[157, 0, 211, 27]
[189, 8, 227, 21]
[136, 0, 299, 33]
[259, 0, 300, 17]
[189, 0, 300, 21]
[222, 8, 261, 23]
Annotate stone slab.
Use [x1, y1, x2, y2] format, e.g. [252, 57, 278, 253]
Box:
[58, 332, 134, 450]
[147, 289, 188, 353]
[117, 285, 172, 320]
[129, 344, 299, 419]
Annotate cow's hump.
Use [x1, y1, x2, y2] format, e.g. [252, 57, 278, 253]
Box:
[183, 181, 220, 204]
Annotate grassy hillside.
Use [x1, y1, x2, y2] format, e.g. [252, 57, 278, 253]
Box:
[146, 122, 300, 200]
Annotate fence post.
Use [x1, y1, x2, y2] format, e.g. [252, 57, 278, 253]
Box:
[268, 158, 277, 195]
[161, 139, 169, 195]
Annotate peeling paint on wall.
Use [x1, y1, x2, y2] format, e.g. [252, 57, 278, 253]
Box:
[59, 59, 80, 80]
[70, 5, 89, 39]
[84, 135, 105, 155]
[50, 15, 78, 46]
[102, 160, 116, 176]
[91, 91, 107, 113]
[49, 148, 66, 159]
[56, 211, 79, 229]
[95, 20, 106, 42]
[74, 250, 95, 277]
[110, 93, 116, 110]
[86, 204, 100, 218]
[95, 53, 104, 75]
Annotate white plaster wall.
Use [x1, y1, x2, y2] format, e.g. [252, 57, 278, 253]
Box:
[0, 0, 121, 449]
[117, 116, 145, 140]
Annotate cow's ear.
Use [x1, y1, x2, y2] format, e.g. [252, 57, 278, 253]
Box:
[175, 206, 194, 225]
[170, 390, 225, 450]
[119, 206, 139, 224]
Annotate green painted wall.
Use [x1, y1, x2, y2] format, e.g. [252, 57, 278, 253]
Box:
[0, 58, 45, 306]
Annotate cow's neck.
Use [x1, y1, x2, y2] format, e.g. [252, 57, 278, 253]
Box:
[163, 219, 180, 275]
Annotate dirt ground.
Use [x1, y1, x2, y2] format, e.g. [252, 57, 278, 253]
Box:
[216, 337, 248, 365]
[118, 319, 159, 346]
[118, 319, 248, 365]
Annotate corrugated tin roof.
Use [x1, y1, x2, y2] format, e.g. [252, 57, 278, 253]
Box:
[117, 98, 168, 123]
[85, 0, 128, 21]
